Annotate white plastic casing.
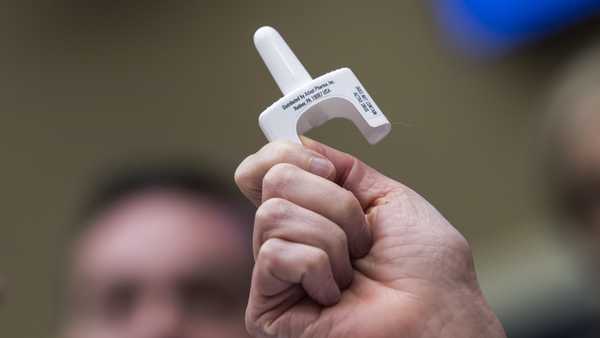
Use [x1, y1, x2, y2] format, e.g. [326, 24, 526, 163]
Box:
[254, 26, 391, 144]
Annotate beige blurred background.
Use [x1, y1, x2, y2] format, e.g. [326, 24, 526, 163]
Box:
[1, 1, 598, 337]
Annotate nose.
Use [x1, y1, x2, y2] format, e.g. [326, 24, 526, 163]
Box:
[132, 300, 184, 338]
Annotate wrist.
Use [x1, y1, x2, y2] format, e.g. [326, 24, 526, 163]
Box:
[438, 287, 506, 338]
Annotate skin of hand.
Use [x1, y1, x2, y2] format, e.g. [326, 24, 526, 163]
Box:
[234, 137, 506, 338]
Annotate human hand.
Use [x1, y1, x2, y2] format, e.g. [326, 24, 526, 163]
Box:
[234, 138, 506, 338]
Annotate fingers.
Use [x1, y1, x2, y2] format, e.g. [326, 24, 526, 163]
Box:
[301, 136, 403, 209]
[235, 137, 401, 316]
[235, 141, 336, 205]
[254, 198, 354, 288]
[254, 238, 341, 306]
[261, 163, 371, 258]
[235, 138, 404, 210]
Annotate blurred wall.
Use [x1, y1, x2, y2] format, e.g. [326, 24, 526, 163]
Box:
[0, 1, 596, 337]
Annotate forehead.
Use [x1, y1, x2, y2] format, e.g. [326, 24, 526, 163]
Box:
[73, 190, 249, 280]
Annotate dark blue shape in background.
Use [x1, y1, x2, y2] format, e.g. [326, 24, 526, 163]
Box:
[435, 0, 600, 55]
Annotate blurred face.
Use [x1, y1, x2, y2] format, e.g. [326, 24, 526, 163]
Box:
[65, 190, 251, 338]
[561, 99, 600, 236]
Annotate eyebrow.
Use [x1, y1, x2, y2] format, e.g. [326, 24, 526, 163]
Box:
[178, 263, 251, 289]
[74, 261, 251, 290]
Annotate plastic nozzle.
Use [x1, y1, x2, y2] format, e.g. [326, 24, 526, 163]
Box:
[254, 26, 312, 95]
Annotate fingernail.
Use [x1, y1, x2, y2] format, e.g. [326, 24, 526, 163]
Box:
[309, 157, 335, 178]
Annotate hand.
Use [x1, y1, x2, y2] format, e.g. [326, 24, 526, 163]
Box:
[234, 138, 506, 338]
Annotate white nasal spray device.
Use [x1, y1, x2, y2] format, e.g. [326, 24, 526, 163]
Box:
[254, 26, 391, 144]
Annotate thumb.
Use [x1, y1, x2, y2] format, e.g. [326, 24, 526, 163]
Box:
[301, 136, 402, 209]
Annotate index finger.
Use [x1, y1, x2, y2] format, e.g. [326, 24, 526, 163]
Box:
[300, 136, 403, 209]
[234, 141, 337, 205]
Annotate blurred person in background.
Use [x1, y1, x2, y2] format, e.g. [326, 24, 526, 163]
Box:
[547, 45, 600, 246]
[515, 43, 600, 338]
[61, 166, 252, 338]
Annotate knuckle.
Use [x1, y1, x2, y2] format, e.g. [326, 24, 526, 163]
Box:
[261, 141, 297, 165]
[262, 163, 298, 194]
[330, 226, 349, 253]
[267, 141, 297, 160]
[306, 249, 329, 273]
[234, 157, 253, 188]
[255, 198, 291, 225]
[257, 238, 284, 270]
[338, 189, 360, 212]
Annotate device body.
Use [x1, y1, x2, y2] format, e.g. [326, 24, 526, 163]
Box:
[254, 26, 391, 144]
[259, 68, 390, 144]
